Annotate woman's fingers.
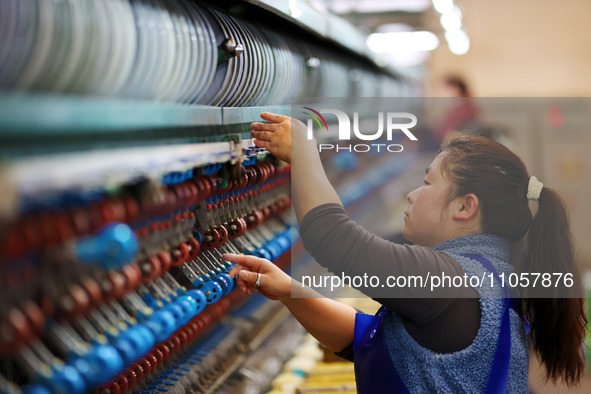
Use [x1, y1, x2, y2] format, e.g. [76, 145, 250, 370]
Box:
[226, 265, 264, 293]
[224, 253, 291, 300]
[251, 122, 275, 131]
[226, 263, 255, 293]
[224, 253, 276, 294]
[250, 112, 293, 163]
[236, 268, 282, 300]
[223, 253, 267, 270]
[251, 130, 271, 141]
[260, 112, 290, 124]
[238, 270, 261, 289]
[227, 263, 247, 280]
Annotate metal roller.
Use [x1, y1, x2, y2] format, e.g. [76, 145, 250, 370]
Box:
[0, 0, 401, 103]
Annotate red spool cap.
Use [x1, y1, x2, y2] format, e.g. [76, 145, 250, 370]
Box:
[104, 381, 122, 394]
[120, 264, 142, 292]
[81, 277, 103, 307]
[23, 301, 45, 336]
[157, 251, 173, 273]
[151, 347, 165, 367]
[69, 284, 91, 316]
[156, 343, 171, 360]
[140, 256, 162, 281]
[171, 243, 189, 267]
[121, 369, 134, 389]
[131, 362, 145, 382]
[107, 271, 127, 299]
[187, 238, 200, 259]
[137, 357, 152, 378]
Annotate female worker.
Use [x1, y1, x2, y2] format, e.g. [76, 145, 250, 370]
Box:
[224, 113, 587, 393]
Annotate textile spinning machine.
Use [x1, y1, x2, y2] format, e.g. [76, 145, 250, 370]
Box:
[0, 0, 407, 392]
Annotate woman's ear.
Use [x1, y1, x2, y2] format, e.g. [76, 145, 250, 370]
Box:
[451, 193, 479, 220]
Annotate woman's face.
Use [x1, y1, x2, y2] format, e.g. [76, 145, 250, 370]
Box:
[402, 153, 456, 247]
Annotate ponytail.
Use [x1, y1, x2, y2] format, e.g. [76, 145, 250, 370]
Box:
[523, 187, 587, 386]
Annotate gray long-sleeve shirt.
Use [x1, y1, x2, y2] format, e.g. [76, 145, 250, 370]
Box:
[299, 203, 481, 356]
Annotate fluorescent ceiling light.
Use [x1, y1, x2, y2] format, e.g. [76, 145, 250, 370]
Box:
[367, 31, 439, 53]
[311, 0, 431, 14]
[432, 0, 454, 14]
[440, 10, 462, 31]
[376, 23, 413, 33]
[445, 29, 470, 55]
[377, 51, 431, 68]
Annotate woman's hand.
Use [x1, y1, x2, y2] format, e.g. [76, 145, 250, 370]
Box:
[253, 111, 341, 223]
[225, 254, 357, 353]
[225, 253, 292, 301]
[251, 112, 308, 163]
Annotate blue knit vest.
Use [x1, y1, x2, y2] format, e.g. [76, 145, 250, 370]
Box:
[383, 234, 529, 393]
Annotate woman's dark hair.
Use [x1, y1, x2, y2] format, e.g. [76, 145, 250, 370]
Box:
[439, 132, 587, 386]
[444, 75, 471, 97]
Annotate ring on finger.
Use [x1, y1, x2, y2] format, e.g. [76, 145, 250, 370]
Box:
[255, 273, 262, 287]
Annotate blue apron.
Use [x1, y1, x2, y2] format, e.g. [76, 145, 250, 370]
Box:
[353, 255, 528, 394]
